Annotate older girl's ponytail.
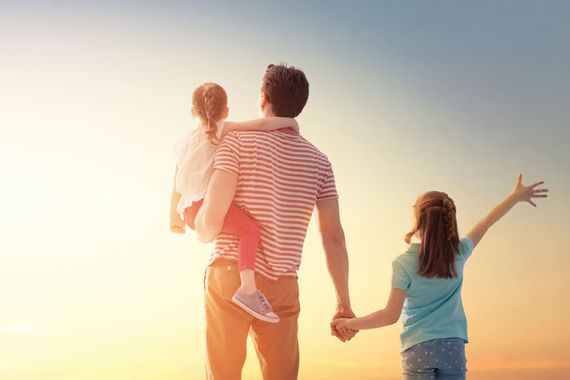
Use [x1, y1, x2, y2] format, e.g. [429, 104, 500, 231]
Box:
[405, 191, 460, 279]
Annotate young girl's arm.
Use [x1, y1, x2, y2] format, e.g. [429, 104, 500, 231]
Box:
[221, 117, 298, 138]
[332, 288, 406, 331]
[170, 166, 185, 234]
[466, 174, 548, 248]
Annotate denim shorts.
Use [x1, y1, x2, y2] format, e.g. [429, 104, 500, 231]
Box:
[401, 338, 467, 380]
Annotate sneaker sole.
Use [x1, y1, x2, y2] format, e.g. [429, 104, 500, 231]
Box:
[231, 296, 280, 324]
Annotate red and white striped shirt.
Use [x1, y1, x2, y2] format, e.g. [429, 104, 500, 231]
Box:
[211, 129, 338, 280]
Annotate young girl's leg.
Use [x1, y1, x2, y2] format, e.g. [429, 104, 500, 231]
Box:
[183, 199, 203, 230]
[184, 199, 261, 274]
[184, 200, 259, 274]
[220, 202, 260, 292]
[184, 200, 279, 323]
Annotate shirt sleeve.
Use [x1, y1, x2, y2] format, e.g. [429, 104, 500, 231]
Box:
[172, 136, 187, 166]
[213, 132, 240, 176]
[392, 260, 412, 290]
[457, 237, 475, 260]
[317, 160, 339, 201]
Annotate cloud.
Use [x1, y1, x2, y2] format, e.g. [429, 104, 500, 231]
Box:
[0, 324, 40, 335]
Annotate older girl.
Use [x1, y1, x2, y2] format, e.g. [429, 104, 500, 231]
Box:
[332, 174, 548, 379]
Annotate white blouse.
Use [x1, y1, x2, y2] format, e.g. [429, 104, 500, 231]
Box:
[173, 122, 224, 214]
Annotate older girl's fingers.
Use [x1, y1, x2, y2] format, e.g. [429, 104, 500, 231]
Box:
[532, 194, 548, 198]
[344, 331, 357, 341]
[533, 188, 549, 193]
[333, 329, 347, 341]
[344, 328, 357, 337]
[530, 181, 545, 188]
[528, 200, 537, 207]
[339, 330, 352, 341]
[331, 323, 348, 338]
[336, 325, 348, 334]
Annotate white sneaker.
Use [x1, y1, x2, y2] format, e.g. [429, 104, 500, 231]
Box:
[232, 289, 280, 323]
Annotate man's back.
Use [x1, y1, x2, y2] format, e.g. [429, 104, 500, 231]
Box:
[212, 129, 338, 280]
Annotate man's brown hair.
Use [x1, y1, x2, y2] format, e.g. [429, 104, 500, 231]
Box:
[404, 191, 461, 279]
[261, 63, 309, 117]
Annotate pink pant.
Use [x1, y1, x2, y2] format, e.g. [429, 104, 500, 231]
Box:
[183, 199, 260, 271]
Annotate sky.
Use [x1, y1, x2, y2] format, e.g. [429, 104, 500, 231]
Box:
[1, 0, 569, 379]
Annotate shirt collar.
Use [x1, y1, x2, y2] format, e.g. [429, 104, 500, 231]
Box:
[278, 127, 300, 136]
[407, 243, 421, 253]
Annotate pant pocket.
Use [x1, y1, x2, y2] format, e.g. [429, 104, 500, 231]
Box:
[207, 261, 240, 301]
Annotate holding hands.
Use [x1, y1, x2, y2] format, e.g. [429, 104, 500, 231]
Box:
[330, 306, 359, 342]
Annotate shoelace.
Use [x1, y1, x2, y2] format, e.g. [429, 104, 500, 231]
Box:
[254, 292, 271, 314]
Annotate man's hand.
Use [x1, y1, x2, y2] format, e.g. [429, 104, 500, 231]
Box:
[194, 209, 219, 243]
[330, 306, 358, 342]
[170, 213, 186, 234]
[316, 199, 355, 342]
[194, 169, 238, 242]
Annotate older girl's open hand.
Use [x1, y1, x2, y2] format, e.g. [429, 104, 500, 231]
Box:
[512, 174, 549, 207]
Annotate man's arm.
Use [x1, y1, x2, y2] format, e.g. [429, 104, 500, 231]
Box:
[316, 198, 355, 341]
[194, 169, 238, 242]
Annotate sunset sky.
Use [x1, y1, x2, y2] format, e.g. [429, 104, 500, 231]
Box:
[1, 1, 569, 379]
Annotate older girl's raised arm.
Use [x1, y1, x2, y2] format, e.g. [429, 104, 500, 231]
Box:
[466, 174, 548, 248]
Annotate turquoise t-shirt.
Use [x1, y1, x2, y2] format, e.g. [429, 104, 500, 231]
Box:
[392, 237, 474, 352]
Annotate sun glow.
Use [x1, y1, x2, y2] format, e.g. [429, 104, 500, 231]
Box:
[1, 1, 569, 380]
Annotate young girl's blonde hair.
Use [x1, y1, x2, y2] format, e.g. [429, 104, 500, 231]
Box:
[405, 191, 460, 279]
[191, 82, 228, 144]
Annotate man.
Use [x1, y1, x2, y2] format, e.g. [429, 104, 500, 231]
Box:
[195, 63, 356, 380]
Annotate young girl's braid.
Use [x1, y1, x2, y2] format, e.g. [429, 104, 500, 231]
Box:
[202, 89, 219, 143]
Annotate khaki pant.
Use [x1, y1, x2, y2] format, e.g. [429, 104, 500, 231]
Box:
[204, 259, 300, 380]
